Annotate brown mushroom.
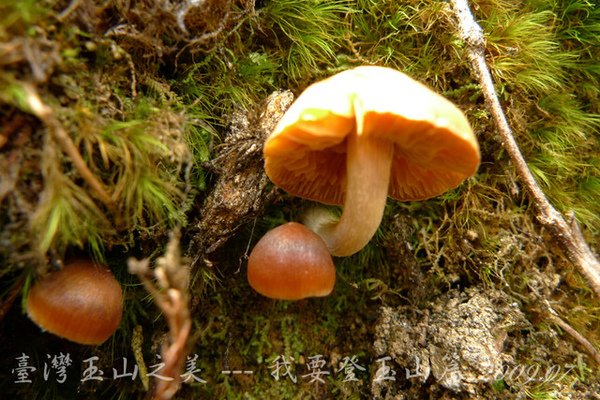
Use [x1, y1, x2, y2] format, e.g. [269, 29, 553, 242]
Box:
[26, 259, 123, 345]
[264, 66, 480, 256]
[247, 222, 336, 300]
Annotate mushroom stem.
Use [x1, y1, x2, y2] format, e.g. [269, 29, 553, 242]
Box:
[306, 128, 394, 257]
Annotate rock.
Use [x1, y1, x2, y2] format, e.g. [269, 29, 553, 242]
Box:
[372, 286, 525, 397]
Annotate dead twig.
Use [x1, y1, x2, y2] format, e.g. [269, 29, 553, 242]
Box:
[544, 301, 600, 365]
[57, 0, 82, 22]
[21, 84, 118, 217]
[128, 229, 191, 400]
[448, 0, 600, 297]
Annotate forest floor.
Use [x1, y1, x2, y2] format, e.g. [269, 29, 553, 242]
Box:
[0, 0, 598, 399]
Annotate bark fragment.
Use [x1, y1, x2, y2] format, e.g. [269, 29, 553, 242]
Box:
[187, 90, 294, 267]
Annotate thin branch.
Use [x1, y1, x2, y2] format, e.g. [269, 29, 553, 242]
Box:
[544, 301, 600, 365]
[57, 0, 82, 22]
[448, 0, 600, 297]
[128, 229, 191, 400]
[22, 84, 118, 217]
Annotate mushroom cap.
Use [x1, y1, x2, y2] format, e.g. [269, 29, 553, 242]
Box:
[26, 260, 123, 345]
[264, 66, 480, 204]
[247, 222, 336, 300]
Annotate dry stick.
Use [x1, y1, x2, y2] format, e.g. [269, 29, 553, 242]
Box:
[57, 0, 82, 21]
[128, 230, 191, 400]
[549, 313, 600, 365]
[23, 84, 118, 216]
[448, 0, 600, 297]
[544, 301, 600, 365]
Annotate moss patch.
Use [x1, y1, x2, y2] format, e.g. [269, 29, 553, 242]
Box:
[0, 0, 598, 398]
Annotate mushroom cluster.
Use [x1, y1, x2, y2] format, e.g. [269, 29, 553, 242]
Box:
[26, 259, 123, 345]
[248, 66, 480, 300]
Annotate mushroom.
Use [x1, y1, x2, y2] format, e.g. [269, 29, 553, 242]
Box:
[247, 222, 335, 300]
[264, 66, 480, 256]
[26, 259, 123, 345]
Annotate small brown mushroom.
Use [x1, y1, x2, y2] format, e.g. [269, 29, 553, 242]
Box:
[264, 66, 480, 256]
[26, 259, 123, 345]
[247, 222, 336, 300]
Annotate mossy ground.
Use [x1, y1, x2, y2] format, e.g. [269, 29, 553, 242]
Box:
[0, 0, 598, 399]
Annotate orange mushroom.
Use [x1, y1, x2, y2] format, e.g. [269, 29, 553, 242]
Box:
[26, 259, 123, 345]
[264, 66, 480, 256]
[247, 222, 335, 300]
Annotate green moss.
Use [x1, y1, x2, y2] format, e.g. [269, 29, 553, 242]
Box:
[279, 314, 305, 359]
[477, 0, 600, 231]
[29, 167, 111, 260]
[259, 0, 350, 85]
[1, 0, 599, 398]
[24, 98, 191, 257]
[483, 8, 576, 94]
[0, 0, 46, 40]
[241, 316, 273, 364]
